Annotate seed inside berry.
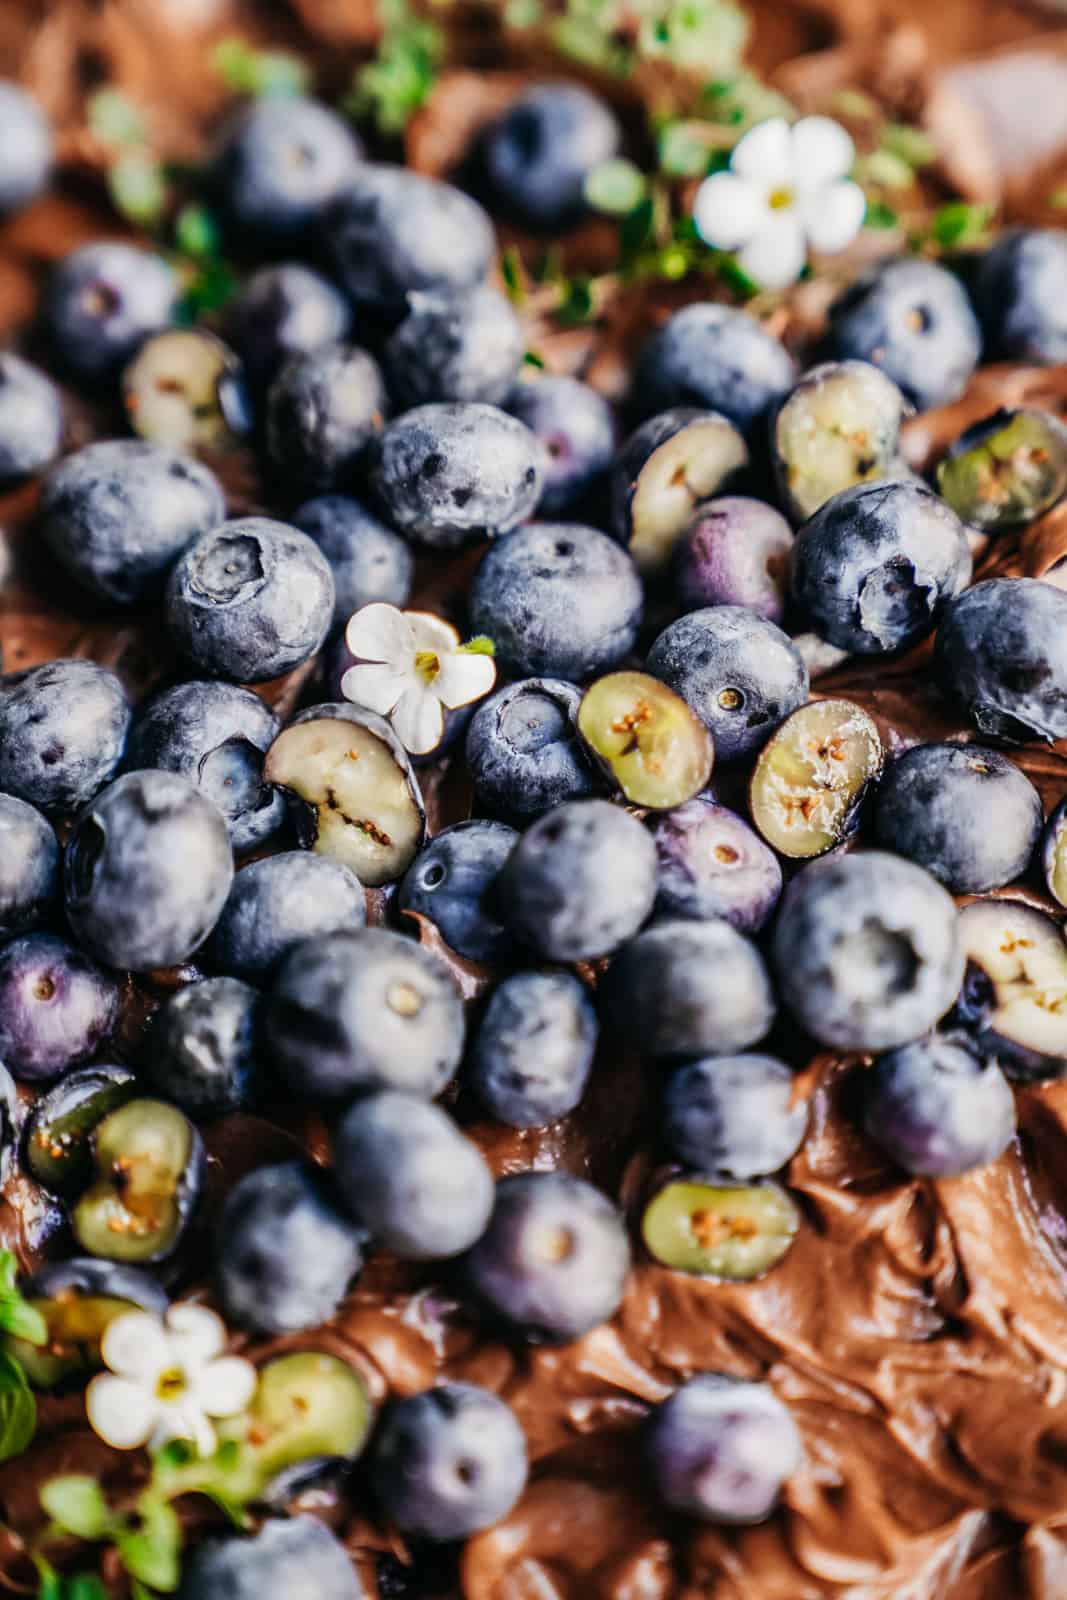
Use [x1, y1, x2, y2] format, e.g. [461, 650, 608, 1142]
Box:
[773, 360, 906, 521]
[72, 1098, 202, 1264]
[122, 329, 251, 452]
[642, 1177, 799, 1280]
[955, 898, 1067, 1081]
[750, 698, 883, 859]
[577, 670, 713, 808]
[937, 407, 1067, 531]
[622, 413, 748, 573]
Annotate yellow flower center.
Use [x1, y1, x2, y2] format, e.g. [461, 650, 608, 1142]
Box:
[414, 650, 440, 684]
[156, 1366, 187, 1402]
[768, 186, 794, 210]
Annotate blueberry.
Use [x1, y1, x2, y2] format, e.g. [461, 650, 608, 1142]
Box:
[264, 927, 464, 1101]
[467, 970, 597, 1129]
[0, 354, 61, 481]
[631, 303, 796, 432]
[23, 1062, 136, 1193]
[0, 82, 51, 212]
[863, 1033, 1015, 1178]
[646, 1375, 803, 1523]
[65, 769, 234, 972]
[13, 1256, 168, 1390]
[0, 793, 58, 938]
[216, 1161, 364, 1335]
[874, 742, 1042, 893]
[124, 680, 284, 855]
[40, 439, 226, 607]
[121, 328, 252, 454]
[396, 820, 517, 963]
[165, 517, 335, 683]
[213, 852, 366, 985]
[646, 607, 808, 762]
[611, 407, 749, 575]
[41, 242, 177, 381]
[825, 258, 981, 411]
[771, 361, 908, 522]
[937, 407, 1067, 532]
[651, 798, 781, 931]
[461, 1171, 630, 1342]
[953, 899, 1067, 1082]
[371, 402, 543, 548]
[643, 1178, 799, 1281]
[294, 494, 413, 629]
[469, 522, 642, 680]
[465, 678, 599, 818]
[972, 228, 1067, 364]
[1044, 798, 1067, 907]
[0, 932, 117, 1084]
[372, 1382, 528, 1541]
[497, 798, 657, 961]
[663, 1054, 807, 1179]
[772, 851, 964, 1052]
[674, 496, 793, 623]
[483, 83, 620, 229]
[935, 577, 1067, 743]
[383, 286, 524, 410]
[324, 165, 494, 312]
[77, 1102, 201, 1266]
[506, 375, 615, 517]
[266, 344, 387, 494]
[210, 95, 363, 243]
[225, 262, 353, 392]
[179, 1515, 364, 1600]
[146, 976, 259, 1119]
[578, 670, 713, 810]
[0, 660, 130, 817]
[750, 698, 883, 860]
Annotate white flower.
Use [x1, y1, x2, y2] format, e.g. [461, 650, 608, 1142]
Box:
[341, 602, 497, 756]
[693, 116, 867, 290]
[86, 1303, 256, 1456]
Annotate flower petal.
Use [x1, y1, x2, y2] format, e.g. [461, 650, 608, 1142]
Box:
[86, 1374, 157, 1449]
[692, 173, 768, 250]
[791, 116, 855, 189]
[100, 1311, 170, 1382]
[341, 661, 409, 715]
[345, 602, 413, 665]
[193, 1356, 258, 1419]
[434, 650, 497, 710]
[164, 1303, 226, 1370]
[406, 611, 461, 655]
[736, 216, 808, 290]
[800, 179, 867, 254]
[730, 117, 792, 188]
[391, 685, 445, 755]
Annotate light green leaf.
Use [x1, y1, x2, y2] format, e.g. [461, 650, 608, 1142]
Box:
[0, 1350, 34, 1462]
[584, 158, 647, 217]
[87, 88, 146, 148]
[864, 200, 899, 230]
[67, 1577, 110, 1600]
[174, 205, 220, 261]
[39, 1476, 112, 1542]
[658, 121, 715, 179]
[0, 1254, 46, 1345]
[116, 1494, 181, 1593]
[931, 201, 993, 249]
[108, 149, 167, 227]
[881, 122, 935, 170]
[459, 635, 496, 656]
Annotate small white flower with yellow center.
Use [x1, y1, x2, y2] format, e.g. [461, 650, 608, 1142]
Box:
[341, 602, 497, 756]
[86, 1303, 256, 1456]
[693, 115, 867, 291]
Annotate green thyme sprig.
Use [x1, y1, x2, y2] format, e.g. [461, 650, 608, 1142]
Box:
[347, 0, 445, 136]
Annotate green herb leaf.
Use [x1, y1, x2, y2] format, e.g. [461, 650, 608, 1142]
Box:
[0, 1252, 46, 1346]
[856, 149, 914, 192]
[87, 88, 146, 148]
[556, 275, 595, 326]
[40, 1476, 113, 1542]
[713, 252, 760, 299]
[620, 196, 656, 256]
[931, 201, 993, 249]
[522, 350, 545, 370]
[658, 121, 715, 178]
[67, 1577, 110, 1600]
[108, 149, 167, 227]
[864, 200, 899, 230]
[175, 259, 237, 324]
[212, 37, 308, 97]
[460, 636, 496, 656]
[880, 122, 935, 170]
[116, 1494, 181, 1593]
[830, 88, 880, 120]
[0, 1350, 34, 1462]
[349, 0, 444, 136]
[584, 158, 647, 216]
[174, 204, 220, 261]
[500, 245, 526, 305]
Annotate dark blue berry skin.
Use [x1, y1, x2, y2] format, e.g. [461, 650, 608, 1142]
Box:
[264, 928, 464, 1102]
[663, 1055, 807, 1179]
[652, 799, 782, 932]
[372, 1382, 528, 1541]
[825, 258, 981, 411]
[790, 481, 972, 656]
[334, 1089, 494, 1258]
[179, 1516, 363, 1600]
[772, 851, 964, 1053]
[0, 82, 52, 212]
[497, 799, 657, 962]
[216, 1161, 365, 1336]
[631, 302, 796, 432]
[0, 660, 130, 818]
[40, 440, 225, 607]
[935, 577, 1067, 743]
[124, 680, 284, 856]
[972, 229, 1067, 364]
[874, 742, 1042, 894]
[294, 494, 413, 630]
[675, 497, 793, 624]
[65, 769, 234, 973]
[25, 1257, 169, 1316]
[0, 794, 59, 938]
[146, 976, 259, 1120]
[371, 402, 544, 549]
[324, 165, 494, 313]
[41, 242, 177, 381]
[462, 1171, 630, 1343]
[0, 932, 118, 1084]
[0, 354, 61, 481]
[465, 679, 599, 819]
[646, 607, 808, 763]
[863, 1033, 1015, 1178]
[224, 263, 353, 392]
[383, 286, 524, 410]
[396, 820, 518, 963]
[212, 852, 366, 986]
[209, 96, 363, 244]
[483, 83, 620, 230]
[506, 375, 616, 517]
[646, 1375, 803, 1523]
[469, 522, 642, 682]
[604, 919, 776, 1061]
[165, 517, 334, 684]
[467, 971, 597, 1128]
[266, 345, 387, 494]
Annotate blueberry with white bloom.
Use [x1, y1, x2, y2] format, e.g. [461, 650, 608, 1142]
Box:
[663, 1054, 808, 1178]
[631, 302, 796, 431]
[224, 262, 353, 390]
[294, 494, 413, 629]
[647, 1375, 803, 1523]
[0, 82, 52, 212]
[0, 794, 59, 938]
[179, 1518, 363, 1600]
[863, 1033, 1016, 1178]
[383, 286, 525, 409]
[0, 354, 61, 481]
[483, 83, 621, 230]
[396, 819, 518, 963]
[210, 95, 363, 242]
[212, 852, 366, 985]
[42, 242, 177, 381]
[468, 970, 597, 1128]
[465, 678, 600, 818]
[0, 660, 130, 817]
[506, 375, 616, 516]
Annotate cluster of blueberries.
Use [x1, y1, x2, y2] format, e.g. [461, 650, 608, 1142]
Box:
[3, 65, 1067, 1599]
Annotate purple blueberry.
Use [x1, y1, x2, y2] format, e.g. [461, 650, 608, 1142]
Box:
[265, 344, 388, 494]
[675, 497, 793, 623]
[396, 820, 518, 964]
[294, 494, 413, 629]
[646, 1375, 803, 1522]
[483, 83, 620, 230]
[383, 285, 524, 409]
[41, 242, 176, 380]
[0, 793, 59, 938]
[506, 375, 616, 517]
[611, 407, 748, 575]
[146, 976, 259, 1120]
[209, 95, 363, 242]
[465, 678, 600, 819]
[1043, 797, 1067, 906]
[467, 970, 597, 1128]
[212, 852, 366, 985]
[178, 1516, 363, 1600]
[0, 354, 61, 481]
[935, 577, 1067, 743]
[631, 302, 796, 432]
[863, 1032, 1015, 1177]
[0, 660, 130, 818]
[0, 82, 51, 212]
[651, 799, 781, 932]
[224, 262, 353, 391]
[972, 228, 1067, 364]
[0, 932, 118, 1084]
[663, 1055, 808, 1179]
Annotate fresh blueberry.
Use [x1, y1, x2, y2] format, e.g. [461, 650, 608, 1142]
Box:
[1044, 798, 1067, 907]
[497, 798, 657, 961]
[0, 932, 118, 1084]
[146, 976, 259, 1120]
[651, 798, 782, 931]
[264, 927, 464, 1102]
[874, 742, 1042, 893]
[936, 577, 1067, 743]
[863, 1032, 1015, 1177]
[383, 286, 524, 410]
[23, 1062, 135, 1195]
[165, 517, 334, 683]
[64, 769, 234, 972]
[825, 257, 981, 411]
[467, 970, 597, 1128]
[396, 820, 518, 963]
[972, 228, 1067, 364]
[0, 82, 51, 212]
[179, 1516, 364, 1600]
[324, 165, 494, 313]
[646, 1374, 803, 1523]
[675, 497, 793, 623]
[266, 344, 388, 494]
[483, 82, 620, 229]
[469, 522, 642, 681]
[631, 302, 796, 432]
[0, 354, 61, 481]
[0, 793, 59, 938]
[371, 1382, 528, 1541]
[506, 375, 615, 517]
[951, 899, 1067, 1082]
[771, 361, 908, 523]
[212, 852, 366, 985]
[41, 242, 177, 381]
[663, 1054, 807, 1178]
[646, 607, 808, 762]
[0, 660, 130, 817]
[334, 1089, 494, 1258]
[790, 480, 972, 655]
[611, 407, 748, 575]
[465, 678, 599, 818]
[210, 95, 363, 243]
[216, 1161, 365, 1335]
[937, 407, 1067, 533]
[224, 262, 353, 392]
[772, 851, 965, 1052]
[371, 402, 543, 548]
[294, 494, 413, 629]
